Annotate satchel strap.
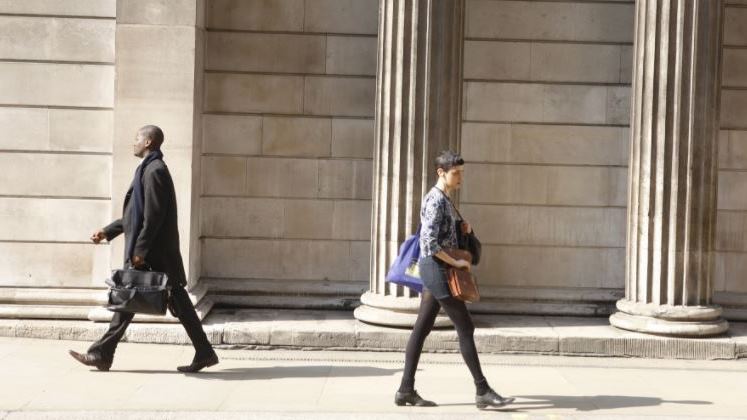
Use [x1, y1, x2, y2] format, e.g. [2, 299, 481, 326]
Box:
[435, 187, 464, 221]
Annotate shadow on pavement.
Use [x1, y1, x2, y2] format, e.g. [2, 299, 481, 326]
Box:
[509, 394, 712, 411]
[175, 365, 402, 380]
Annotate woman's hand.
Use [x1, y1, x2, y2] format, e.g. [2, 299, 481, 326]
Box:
[454, 259, 471, 272]
[461, 221, 472, 235]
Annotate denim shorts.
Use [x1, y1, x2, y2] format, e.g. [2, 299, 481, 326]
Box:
[418, 256, 451, 299]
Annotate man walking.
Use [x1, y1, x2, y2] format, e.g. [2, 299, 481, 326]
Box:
[69, 125, 218, 373]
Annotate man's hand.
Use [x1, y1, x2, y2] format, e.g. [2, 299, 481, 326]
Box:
[90, 229, 107, 244]
[131, 255, 146, 268]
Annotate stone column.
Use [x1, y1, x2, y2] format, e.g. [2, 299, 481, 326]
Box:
[610, 0, 728, 336]
[353, 0, 464, 327]
[89, 0, 212, 322]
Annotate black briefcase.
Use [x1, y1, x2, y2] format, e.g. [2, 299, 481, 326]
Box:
[105, 268, 170, 315]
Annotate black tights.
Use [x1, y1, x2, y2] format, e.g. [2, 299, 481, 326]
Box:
[399, 291, 490, 395]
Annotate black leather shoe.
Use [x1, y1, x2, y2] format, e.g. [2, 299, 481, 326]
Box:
[177, 353, 219, 373]
[394, 390, 437, 407]
[68, 350, 111, 371]
[476, 388, 515, 409]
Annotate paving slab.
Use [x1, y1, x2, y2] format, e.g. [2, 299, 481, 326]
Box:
[1, 337, 747, 419]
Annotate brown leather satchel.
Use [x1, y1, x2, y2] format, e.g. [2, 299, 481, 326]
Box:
[444, 248, 480, 303]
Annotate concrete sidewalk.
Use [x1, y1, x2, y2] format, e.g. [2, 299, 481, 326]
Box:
[1, 337, 747, 419]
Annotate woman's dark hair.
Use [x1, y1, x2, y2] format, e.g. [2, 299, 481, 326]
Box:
[435, 150, 464, 173]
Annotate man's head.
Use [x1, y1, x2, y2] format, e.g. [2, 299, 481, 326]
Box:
[133, 125, 164, 158]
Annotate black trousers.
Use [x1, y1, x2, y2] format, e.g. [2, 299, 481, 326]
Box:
[88, 285, 214, 363]
[399, 290, 488, 393]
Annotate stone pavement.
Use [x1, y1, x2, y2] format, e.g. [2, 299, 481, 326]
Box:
[1, 337, 747, 419]
[1, 309, 747, 360]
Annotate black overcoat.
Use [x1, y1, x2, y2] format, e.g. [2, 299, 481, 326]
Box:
[103, 159, 187, 287]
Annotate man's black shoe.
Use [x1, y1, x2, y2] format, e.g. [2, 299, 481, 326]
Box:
[177, 353, 219, 373]
[394, 390, 437, 407]
[476, 388, 515, 409]
[68, 350, 111, 371]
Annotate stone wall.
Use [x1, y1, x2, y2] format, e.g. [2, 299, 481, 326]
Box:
[200, 0, 378, 306]
[0, 1, 115, 292]
[460, 0, 633, 314]
[716, 0, 747, 316]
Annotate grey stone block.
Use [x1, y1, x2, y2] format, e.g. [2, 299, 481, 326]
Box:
[117, 0, 200, 25]
[461, 163, 627, 206]
[606, 86, 631, 125]
[0, 107, 113, 152]
[326, 36, 377, 76]
[207, 32, 325, 73]
[0, 198, 110, 242]
[201, 238, 282, 279]
[0, 62, 113, 107]
[724, 48, 747, 88]
[331, 200, 371, 241]
[282, 199, 334, 239]
[331, 118, 374, 158]
[304, 0, 378, 35]
[461, 203, 626, 247]
[204, 73, 304, 114]
[0, 154, 110, 197]
[349, 241, 371, 282]
[474, 245, 625, 289]
[0, 17, 114, 62]
[278, 240, 356, 281]
[0, 243, 109, 288]
[0, 0, 116, 17]
[262, 116, 332, 157]
[201, 156, 247, 195]
[719, 171, 747, 210]
[462, 123, 628, 166]
[725, 6, 747, 46]
[716, 211, 747, 252]
[202, 114, 262, 155]
[720, 130, 747, 170]
[463, 41, 530, 81]
[318, 159, 373, 199]
[721, 90, 747, 129]
[201, 197, 284, 238]
[207, 0, 304, 31]
[543, 84, 607, 124]
[245, 157, 319, 198]
[304, 76, 376, 117]
[530, 43, 622, 83]
[464, 82, 543, 122]
[466, 0, 633, 42]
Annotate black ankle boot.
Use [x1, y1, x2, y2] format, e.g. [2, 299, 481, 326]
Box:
[476, 388, 514, 409]
[394, 390, 437, 407]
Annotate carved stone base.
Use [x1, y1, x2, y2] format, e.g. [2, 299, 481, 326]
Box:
[353, 292, 451, 328]
[610, 300, 729, 337]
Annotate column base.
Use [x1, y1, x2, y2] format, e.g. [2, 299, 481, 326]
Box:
[610, 299, 729, 337]
[353, 292, 451, 328]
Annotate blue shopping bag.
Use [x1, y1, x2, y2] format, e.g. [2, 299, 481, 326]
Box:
[385, 225, 423, 292]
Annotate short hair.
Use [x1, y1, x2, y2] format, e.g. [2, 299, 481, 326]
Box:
[435, 150, 464, 173]
[139, 125, 164, 148]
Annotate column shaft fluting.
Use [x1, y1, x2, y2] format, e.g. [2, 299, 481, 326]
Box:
[354, 0, 464, 327]
[611, 0, 728, 336]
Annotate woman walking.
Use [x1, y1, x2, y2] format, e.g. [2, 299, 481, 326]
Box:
[395, 151, 514, 409]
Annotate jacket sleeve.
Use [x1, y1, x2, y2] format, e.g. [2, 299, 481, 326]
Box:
[133, 167, 169, 259]
[103, 219, 123, 241]
[420, 195, 444, 256]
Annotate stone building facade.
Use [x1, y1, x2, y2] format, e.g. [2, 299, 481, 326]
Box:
[0, 0, 745, 336]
